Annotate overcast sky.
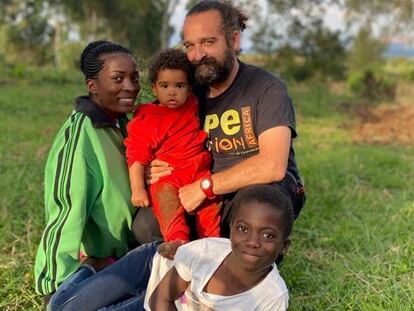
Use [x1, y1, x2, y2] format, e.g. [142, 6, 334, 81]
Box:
[169, 1, 346, 50]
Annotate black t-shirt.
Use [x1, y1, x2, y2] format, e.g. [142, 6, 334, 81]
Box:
[196, 61, 302, 185]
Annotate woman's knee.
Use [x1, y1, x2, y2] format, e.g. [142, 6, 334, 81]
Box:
[47, 266, 95, 311]
[132, 208, 163, 244]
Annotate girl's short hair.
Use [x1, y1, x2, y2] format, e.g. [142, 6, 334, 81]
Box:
[230, 184, 294, 238]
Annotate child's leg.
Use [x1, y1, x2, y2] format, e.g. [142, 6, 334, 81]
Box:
[149, 182, 189, 242]
[195, 198, 222, 238]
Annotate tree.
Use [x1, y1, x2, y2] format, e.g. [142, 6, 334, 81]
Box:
[154, 0, 180, 50]
[342, 0, 414, 36]
[298, 21, 346, 80]
[348, 24, 385, 72]
[53, 0, 174, 58]
[249, 0, 346, 80]
[0, 0, 53, 65]
[346, 23, 395, 100]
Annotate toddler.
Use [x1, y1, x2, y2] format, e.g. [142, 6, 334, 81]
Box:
[125, 48, 221, 242]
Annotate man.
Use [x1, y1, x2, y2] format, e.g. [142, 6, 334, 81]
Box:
[134, 0, 304, 241]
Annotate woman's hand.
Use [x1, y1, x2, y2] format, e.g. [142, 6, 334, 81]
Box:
[144, 159, 173, 185]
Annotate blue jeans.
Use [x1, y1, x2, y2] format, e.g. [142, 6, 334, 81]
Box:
[48, 241, 161, 311]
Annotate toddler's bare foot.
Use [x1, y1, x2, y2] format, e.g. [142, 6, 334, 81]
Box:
[158, 240, 186, 260]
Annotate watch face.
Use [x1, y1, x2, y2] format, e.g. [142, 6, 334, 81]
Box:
[201, 179, 210, 189]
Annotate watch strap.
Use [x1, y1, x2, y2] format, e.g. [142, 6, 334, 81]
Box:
[200, 174, 215, 199]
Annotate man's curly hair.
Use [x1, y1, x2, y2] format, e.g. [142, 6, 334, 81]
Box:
[148, 48, 194, 85]
[187, 0, 248, 49]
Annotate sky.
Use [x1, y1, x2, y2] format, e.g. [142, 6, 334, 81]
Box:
[169, 1, 188, 47]
[168, 0, 346, 51]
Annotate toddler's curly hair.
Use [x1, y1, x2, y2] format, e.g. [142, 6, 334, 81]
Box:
[148, 49, 194, 85]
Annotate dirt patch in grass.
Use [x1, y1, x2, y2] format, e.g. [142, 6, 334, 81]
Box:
[352, 104, 414, 145]
[351, 83, 414, 145]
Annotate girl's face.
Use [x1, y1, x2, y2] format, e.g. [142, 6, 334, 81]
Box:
[229, 201, 290, 273]
[87, 54, 140, 119]
[151, 69, 190, 109]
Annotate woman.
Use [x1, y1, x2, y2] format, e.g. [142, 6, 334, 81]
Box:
[35, 41, 139, 302]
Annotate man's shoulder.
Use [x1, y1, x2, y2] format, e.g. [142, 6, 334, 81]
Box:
[241, 61, 286, 88]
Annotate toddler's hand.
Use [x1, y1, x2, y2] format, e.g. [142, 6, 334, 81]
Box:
[131, 189, 150, 208]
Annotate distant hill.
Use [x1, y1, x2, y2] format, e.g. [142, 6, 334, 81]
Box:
[384, 43, 414, 58]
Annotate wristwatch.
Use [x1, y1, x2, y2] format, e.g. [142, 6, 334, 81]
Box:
[200, 174, 215, 199]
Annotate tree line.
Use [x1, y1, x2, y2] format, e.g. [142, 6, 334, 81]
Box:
[0, 0, 412, 85]
[0, 0, 181, 67]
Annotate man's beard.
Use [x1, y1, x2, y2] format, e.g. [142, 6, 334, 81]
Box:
[192, 49, 234, 85]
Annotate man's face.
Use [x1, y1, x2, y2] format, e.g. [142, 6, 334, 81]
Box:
[182, 10, 239, 85]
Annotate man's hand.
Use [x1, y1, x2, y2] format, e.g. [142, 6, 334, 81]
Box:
[144, 159, 173, 185]
[178, 181, 206, 213]
[131, 189, 150, 208]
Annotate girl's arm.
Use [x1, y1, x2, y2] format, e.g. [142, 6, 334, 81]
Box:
[149, 267, 189, 311]
[129, 162, 149, 207]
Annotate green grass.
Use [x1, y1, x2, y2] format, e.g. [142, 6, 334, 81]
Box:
[0, 77, 413, 310]
[284, 83, 414, 310]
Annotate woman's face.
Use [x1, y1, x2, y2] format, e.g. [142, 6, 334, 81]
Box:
[88, 54, 140, 119]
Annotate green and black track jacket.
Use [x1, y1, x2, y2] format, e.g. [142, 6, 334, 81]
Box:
[35, 96, 135, 295]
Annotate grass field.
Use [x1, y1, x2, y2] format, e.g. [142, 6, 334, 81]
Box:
[0, 74, 413, 310]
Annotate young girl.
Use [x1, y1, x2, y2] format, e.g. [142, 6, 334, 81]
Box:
[146, 183, 292, 310]
[47, 184, 292, 311]
[125, 48, 221, 243]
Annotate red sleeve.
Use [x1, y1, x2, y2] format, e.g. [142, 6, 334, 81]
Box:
[124, 106, 160, 167]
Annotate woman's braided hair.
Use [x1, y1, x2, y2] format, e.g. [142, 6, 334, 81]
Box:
[80, 40, 133, 80]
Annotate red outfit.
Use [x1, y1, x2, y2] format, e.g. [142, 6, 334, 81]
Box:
[125, 95, 220, 241]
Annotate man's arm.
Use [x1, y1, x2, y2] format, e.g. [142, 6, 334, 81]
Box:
[148, 267, 189, 311]
[179, 125, 291, 212]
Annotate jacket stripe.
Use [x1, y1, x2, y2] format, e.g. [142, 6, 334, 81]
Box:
[36, 113, 86, 294]
[36, 119, 72, 294]
[50, 113, 85, 291]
